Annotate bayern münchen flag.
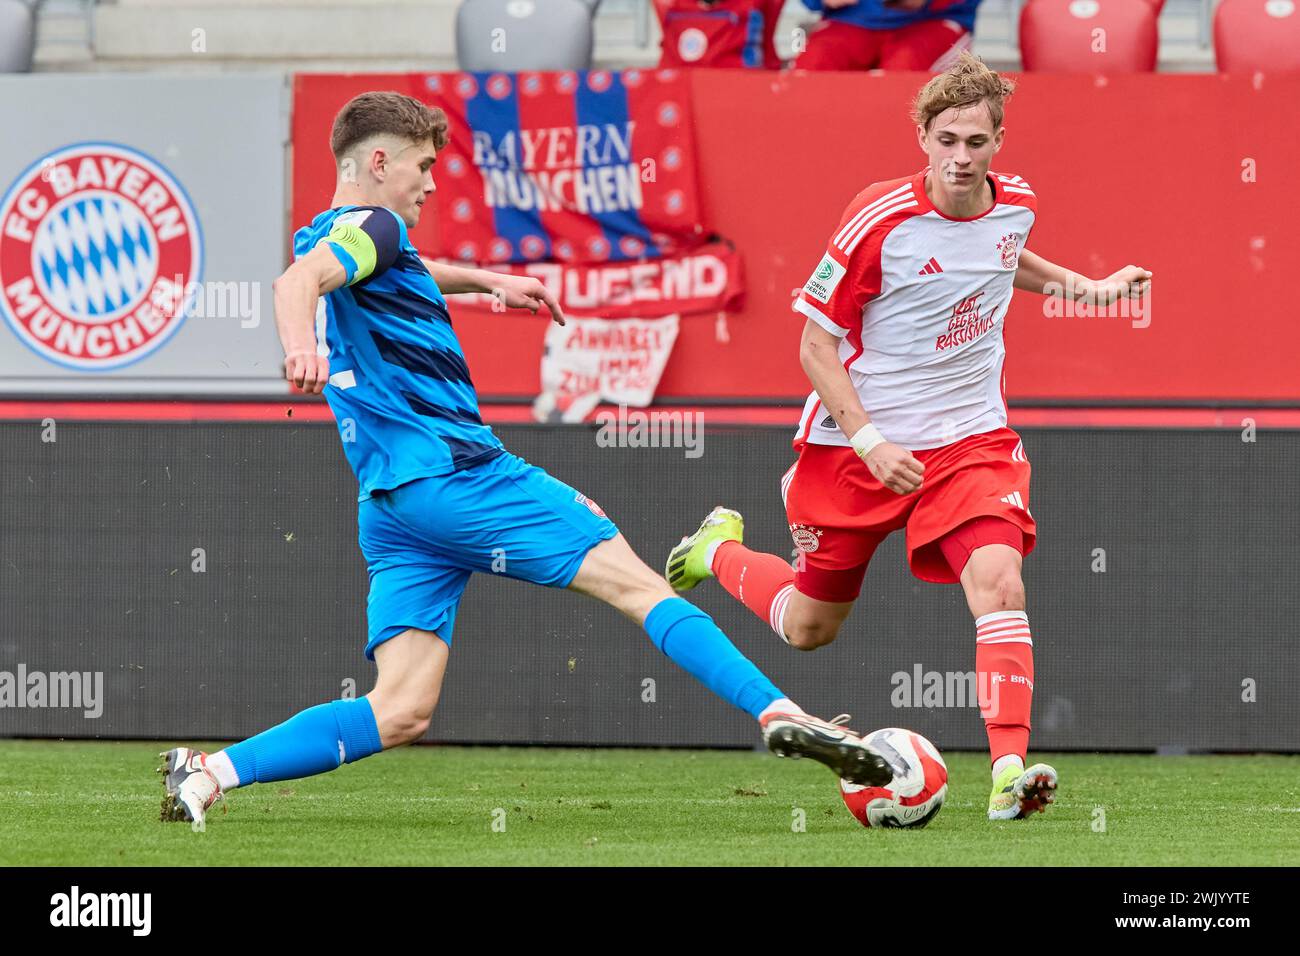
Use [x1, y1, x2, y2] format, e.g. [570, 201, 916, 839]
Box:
[419, 68, 705, 265]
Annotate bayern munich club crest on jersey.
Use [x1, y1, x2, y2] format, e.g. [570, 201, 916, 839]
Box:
[677, 29, 709, 63]
[998, 232, 1021, 270]
[0, 142, 203, 370]
[790, 523, 823, 553]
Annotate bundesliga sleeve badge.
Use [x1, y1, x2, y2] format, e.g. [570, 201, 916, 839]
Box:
[802, 254, 846, 304]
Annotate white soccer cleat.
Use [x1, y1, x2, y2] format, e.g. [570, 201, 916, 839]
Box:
[158, 747, 223, 827]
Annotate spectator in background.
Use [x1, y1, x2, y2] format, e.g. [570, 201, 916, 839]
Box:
[654, 0, 785, 69]
[795, 0, 979, 71]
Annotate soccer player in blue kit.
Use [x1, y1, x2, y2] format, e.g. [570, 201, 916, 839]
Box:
[158, 92, 894, 826]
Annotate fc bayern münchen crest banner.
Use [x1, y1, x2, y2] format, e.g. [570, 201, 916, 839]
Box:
[419, 69, 705, 265]
[0, 74, 289, 395]
[0, 142, 202, 371]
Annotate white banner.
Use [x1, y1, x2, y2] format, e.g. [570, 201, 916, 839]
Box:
[532, 314, 680, 423]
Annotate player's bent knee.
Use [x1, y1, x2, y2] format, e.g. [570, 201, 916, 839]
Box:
[396, 709, 432, 744]
[1000, 574, 1027, 610]
[380, 702, 435, 747]
[973, 569, 1025, 612]
[784, 620, 841, 651]
[368, 684, 440, 747]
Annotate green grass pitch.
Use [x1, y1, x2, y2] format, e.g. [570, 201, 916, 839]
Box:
[1, 741, 1297, 866]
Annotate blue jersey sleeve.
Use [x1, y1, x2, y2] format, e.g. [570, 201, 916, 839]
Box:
[319, 206, 402, 286]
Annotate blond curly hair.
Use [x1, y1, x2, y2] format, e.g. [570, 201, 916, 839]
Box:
[911, 51, 1016, 132]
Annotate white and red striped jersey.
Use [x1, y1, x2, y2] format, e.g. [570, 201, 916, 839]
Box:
[792, 166, 1037, 451]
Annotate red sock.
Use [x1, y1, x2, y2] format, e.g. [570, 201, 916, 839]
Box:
[711, 541, 796, 641]
[975, 610, 1034, 764]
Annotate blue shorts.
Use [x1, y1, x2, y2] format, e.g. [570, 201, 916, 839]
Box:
[356, 451, 619, 659]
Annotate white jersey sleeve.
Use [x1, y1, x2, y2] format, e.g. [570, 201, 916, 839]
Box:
[793, 179, 921, 339]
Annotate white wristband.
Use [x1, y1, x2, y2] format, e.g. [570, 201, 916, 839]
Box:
[849, 423, 887, 459]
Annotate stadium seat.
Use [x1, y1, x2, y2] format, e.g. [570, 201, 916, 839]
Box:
[455, 0, 601, 71]
[1215, 0, 1300, 72]
[0, 0, 36, 73]
[1019, 0, 1159, 73]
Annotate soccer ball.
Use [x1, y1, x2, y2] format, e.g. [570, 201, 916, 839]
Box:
[840, 727, 948, 829]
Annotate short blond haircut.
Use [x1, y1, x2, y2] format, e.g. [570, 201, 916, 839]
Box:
[910, 51, 1016, 132]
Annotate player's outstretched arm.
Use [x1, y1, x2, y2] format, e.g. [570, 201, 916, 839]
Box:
[272, 245, 347, 395]
[1015, 248, 1152, 303]
[419, 256, 565, 326]
[799, 318, 924, 495]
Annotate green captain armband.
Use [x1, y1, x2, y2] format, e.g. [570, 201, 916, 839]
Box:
[318, 207, 400, 286]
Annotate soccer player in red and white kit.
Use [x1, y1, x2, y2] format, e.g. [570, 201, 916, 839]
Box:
[666, 52, 1151, 820]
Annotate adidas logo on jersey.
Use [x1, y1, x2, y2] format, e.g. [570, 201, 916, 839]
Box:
[999, 490, 1032, 518]
[918, 257, 943, 276]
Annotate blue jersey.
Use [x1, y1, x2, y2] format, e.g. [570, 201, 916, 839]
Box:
[293, 205, 504, 500]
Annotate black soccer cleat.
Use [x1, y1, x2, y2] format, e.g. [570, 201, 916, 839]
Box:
[760, 711, 897, 787]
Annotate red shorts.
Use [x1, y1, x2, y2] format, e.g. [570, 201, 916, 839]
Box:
[782, 426, 1036, 601]
[794, 18, 972, 72]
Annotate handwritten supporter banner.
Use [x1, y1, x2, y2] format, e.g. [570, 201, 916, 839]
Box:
[535, 314, 681, 422]
[447, 241, 742, 319]
[420, 69, 705, 265]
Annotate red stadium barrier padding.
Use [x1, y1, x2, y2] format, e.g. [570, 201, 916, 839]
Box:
[1215, 0, 1300, 73]
[293, 71, 1300, 405]
[6, 401, 1300, 430]
[1019, 0, 1158, 73]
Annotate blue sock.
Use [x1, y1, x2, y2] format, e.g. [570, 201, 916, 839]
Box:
[643, 597, 783, 719]
[224, 697, 383, 786]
